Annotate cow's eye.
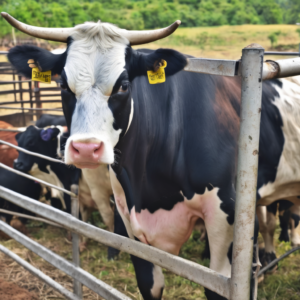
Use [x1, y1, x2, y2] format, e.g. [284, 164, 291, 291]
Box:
[118, 83, 129, 93]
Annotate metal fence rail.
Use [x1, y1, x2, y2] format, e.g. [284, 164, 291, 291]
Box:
[0, 221, 131, 300]
[0, 244, 82, 300]
[0, 185, 231, 298]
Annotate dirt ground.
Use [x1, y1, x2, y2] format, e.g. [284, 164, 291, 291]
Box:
[0, 278, 38, 300]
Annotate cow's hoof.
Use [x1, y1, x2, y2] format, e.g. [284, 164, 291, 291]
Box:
[279, 232, 289, 243]
[107, 247, 120, 260]
[10, 219, 27, 235]
[263, 252, 277, 273]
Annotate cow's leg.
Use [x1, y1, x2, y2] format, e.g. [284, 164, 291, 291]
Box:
[92, 193, 114, 232]
[259, 203, 277, 270]
[278, 208, 290, 243]
[202, 188, 234, 300]
[107, 207, 126, 260]
[290, 204, 300, 247]
[130, 254, 164, 300]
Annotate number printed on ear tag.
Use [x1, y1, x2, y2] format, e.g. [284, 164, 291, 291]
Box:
[147, 60, 167, 84]
[32, 68, 52, 84]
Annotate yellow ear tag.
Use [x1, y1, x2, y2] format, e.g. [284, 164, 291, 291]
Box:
[32, 68, 52, 84]
[147, 60, 167, 84]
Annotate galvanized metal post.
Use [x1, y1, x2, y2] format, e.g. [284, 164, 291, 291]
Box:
[71, 184, 82, 299]
[230, 44, 264, 300]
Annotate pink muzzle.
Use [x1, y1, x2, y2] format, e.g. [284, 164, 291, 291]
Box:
[69, 141, 104, 168]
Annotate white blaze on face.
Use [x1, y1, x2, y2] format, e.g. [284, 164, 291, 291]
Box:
[63, 22, 129, 165]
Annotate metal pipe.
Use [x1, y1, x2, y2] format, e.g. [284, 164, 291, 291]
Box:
[0, 139, 65, 164]
[0, 208, 62, 228]
[230, 45, 264, 300]
[264, 51, 300, 56]
[0, 244, 82, 300]
[0, 163, 76, 197]
[262, 57, 300, 80]
[0, 128, 25, 132]
[70, 184, 82, 299]
[0, 221, 131, 300]
[0, 186, 231, 299]
[0, 106, 63, 111]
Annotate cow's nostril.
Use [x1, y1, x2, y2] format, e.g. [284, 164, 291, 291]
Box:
[94, 142, 103, 155]
[71, 142, 80, 153]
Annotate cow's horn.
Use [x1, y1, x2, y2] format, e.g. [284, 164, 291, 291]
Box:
[1, 12, 73, 42]
[120, 20, 181, 45]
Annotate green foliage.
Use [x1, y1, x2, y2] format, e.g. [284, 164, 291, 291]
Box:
[0, 0, 298, 39]
[268, 30, 282, 47]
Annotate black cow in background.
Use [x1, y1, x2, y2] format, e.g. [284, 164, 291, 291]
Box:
[0, 168, 41, 235]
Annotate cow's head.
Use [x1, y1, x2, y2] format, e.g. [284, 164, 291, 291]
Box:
[14, 125, 61, 172]
[3, 12, 187, 169]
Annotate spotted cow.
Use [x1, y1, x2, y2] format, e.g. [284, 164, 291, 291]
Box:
[4, 12, 300, 300]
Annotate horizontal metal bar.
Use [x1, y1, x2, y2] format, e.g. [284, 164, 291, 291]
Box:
[0, 89, 31, 95]
[265, 51, 300, 56]
[0, 51, 8, 54]
[0, 106, 63, 111]
[0, 80, 31, 84]
[0, 244, 81, 300]
[0, 128, 25, 132]
[262, 57, 300, 80]
[0, 164, 76, 197]
[0, 100, 62, 105]
[0, 208, 62, 228]
[0, 221, 131, 300]
[0, 186, 231, 299]
[184, 58, 238, 77]
[0, 140, 65, 165]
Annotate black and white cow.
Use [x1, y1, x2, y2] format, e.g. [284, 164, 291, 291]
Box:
[4, 13, 300, 300]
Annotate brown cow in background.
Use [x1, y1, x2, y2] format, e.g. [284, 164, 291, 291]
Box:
[0, 121, 18, 167]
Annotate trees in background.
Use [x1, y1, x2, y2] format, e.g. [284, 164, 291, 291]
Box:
[0, 0, 298, 38]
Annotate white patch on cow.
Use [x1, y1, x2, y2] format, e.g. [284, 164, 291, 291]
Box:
[130, 187, 233, 277]
[64, 22, 128, 165]
[151, 265, 164, 299]
[64, 87, 121, 164]
[290, 204, 300, 246]
[29, 163, 66, 210]
[258, 78, 300, 206]
[109, 166, 134, 239]
[125, 98, 134, 135]
[80, 166, 114, 231]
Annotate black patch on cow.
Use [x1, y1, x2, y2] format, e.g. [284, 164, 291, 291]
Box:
[291, 213, 300, 228]
[227, 242, 233, 265]
[257, 80, 284, 199]
[279, 208, 290, 242]
[36, 114, 67, 127]
[278, 199, 293, 211]
[266, 201, 278, 215]
[8, 45, 67, 78]
[108, 71, 132, 137]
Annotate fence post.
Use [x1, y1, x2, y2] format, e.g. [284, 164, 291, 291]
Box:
[34, 81, 42, 119]
[230, 44, 264, 300]
[71, 184, 82, 299]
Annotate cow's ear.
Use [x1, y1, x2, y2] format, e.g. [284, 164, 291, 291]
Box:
[40, 128, 60, 142]
[8, 45, 67, 79]
[138, 48, 187, 77]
